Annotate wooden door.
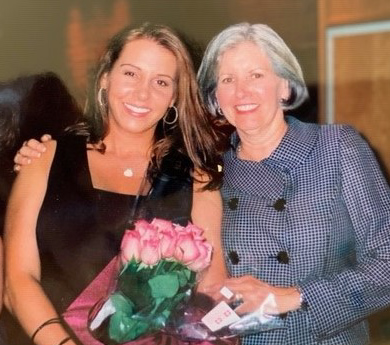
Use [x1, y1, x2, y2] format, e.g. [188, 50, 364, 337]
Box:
[318, 0, 390, 180]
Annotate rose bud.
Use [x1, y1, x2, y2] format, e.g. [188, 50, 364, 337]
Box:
[120, 230, 141, 263]
[140, 238, 161, 266]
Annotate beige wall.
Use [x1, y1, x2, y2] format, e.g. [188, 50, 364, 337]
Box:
[0, 0, 317, 101]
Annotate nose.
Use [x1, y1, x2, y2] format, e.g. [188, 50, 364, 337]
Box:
[136, 78, 150, 101]
[235, 78, 250, 99]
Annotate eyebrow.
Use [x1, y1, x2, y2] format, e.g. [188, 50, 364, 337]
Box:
[120, 63, 176, 81]
[250, 67, 268, 72]
[219, 67, 267, 74]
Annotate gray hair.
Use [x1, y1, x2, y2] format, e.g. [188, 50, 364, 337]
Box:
[197, 23, 309, 115]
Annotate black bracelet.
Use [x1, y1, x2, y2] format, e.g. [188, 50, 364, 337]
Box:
[31, 317, 62, 342]
[58, 336, 71, 345]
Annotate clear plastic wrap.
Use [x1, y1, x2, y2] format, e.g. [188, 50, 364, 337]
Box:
[164, 286, 286, 342]
[88, 218, 213, 344]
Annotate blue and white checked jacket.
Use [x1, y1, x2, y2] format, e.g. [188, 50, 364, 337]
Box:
[221, 116, 390, 345]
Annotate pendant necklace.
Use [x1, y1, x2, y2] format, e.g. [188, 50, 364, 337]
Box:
[123, 168, 134, 177]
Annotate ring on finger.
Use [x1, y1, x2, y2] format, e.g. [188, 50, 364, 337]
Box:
[235, 293, 244, 305]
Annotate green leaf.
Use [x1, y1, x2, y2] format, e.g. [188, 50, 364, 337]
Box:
[184, 268, 193, 280]
[176, 270, 189, 287]
[148, 273, 179, 299]
[109, 311, 150, 342]
[110, 293, 134, 315]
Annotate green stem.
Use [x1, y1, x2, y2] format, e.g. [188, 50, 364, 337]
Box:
[168, 261, 180, 272]
[153, 260, 165, 275]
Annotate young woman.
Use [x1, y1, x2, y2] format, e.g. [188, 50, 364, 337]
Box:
[5, 23, 226, 345]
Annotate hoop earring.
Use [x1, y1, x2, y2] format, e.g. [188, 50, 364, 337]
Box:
[98, 88, 107, 108]
[163, 105, 178, 125]
[217, 106, 224, 116]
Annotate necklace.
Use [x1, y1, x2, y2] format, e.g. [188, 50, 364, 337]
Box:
[123, 168, 134, 177]
[236, 143, 260, 161]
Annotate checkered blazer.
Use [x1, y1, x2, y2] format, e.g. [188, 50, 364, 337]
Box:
[221, 116, 390, 345]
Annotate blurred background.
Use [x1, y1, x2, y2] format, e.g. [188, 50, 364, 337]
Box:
[0, 0, 389, 343]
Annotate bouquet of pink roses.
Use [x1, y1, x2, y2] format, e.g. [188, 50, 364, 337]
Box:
[88, 218, 212, 344]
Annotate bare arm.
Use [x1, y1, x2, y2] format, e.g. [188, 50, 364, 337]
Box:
[5, 140, 78, 345]
[191, 172, 227, 292]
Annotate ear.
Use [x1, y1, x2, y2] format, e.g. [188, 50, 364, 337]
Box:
[169, 94, 176, 108]
[100, 72, 108, 90]
[280, 78, 290, 100]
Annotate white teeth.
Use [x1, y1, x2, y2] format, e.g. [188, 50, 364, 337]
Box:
[236, 104, 258, 111]
[125, 103, 150, 114]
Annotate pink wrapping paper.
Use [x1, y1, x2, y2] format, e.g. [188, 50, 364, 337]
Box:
[62, 258, 222, 345]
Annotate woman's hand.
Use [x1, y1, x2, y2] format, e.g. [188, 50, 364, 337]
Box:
[222, 275, 301, 315]
[14, 134, 52, 171]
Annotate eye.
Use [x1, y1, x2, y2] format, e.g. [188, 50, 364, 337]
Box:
[252, 72, 263, 79]
[156, 79, 169, 87]
[221, 76, 234, 84]
[124, 71, 136, 77]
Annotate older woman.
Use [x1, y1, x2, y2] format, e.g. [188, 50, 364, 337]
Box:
[4, 23, 226, 345]
[197, 23, 390, 345]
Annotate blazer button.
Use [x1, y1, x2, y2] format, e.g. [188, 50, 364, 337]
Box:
[228, 197, 239, 210]
[228, 250, 240, 265]
[273, 198, 286, 211]
[276, 251, 289, 264]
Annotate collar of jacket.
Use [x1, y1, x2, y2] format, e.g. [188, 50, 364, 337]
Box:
[223, 116, 320, 198]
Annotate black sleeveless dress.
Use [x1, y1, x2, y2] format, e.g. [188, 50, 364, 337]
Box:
[3, 134, 194, 345]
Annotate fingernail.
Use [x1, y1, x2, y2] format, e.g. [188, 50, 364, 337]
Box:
[27, 159, 31, 164]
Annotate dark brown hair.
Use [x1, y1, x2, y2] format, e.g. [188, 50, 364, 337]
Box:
[76, 23, 223, 189]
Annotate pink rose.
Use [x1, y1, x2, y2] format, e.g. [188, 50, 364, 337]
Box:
[159, 230, 177, 259]
[151, 218, 174, 233]
[185, 223, 205, 240]
[187, 241, 212, 272]
[175, 233, 200, 264]
[139, 225, 159, 242]
[140, 238, 161, 266]
[134, 220, 154, 237]
[120, 230, 141, 263]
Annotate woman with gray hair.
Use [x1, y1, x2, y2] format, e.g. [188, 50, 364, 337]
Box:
[198, 23, 390, 345]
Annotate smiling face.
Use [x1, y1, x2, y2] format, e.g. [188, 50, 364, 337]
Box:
[100, 38, 177, 138]
[215, 41, 289, 137]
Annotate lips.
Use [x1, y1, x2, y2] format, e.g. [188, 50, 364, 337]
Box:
[124, 103, 150, 115]
[235, 103, 258, 112]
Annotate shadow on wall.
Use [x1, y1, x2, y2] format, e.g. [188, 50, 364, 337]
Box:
[0, 71, 82, 236]
[286, 84, 318, 124]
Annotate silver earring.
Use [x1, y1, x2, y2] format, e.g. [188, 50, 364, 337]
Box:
[98, 88, 107, 108]
[163, 105, 178, 125]
[280, 98, 287, 105]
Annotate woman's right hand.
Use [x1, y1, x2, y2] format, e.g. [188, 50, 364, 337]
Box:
[14, 134, 52, 171]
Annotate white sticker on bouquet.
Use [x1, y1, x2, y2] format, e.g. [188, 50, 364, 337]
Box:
[219, 286, 234, 299]
[201, 301, 241, 332]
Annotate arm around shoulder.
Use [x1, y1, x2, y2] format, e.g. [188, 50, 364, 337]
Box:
[4, 140, 78, 344]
